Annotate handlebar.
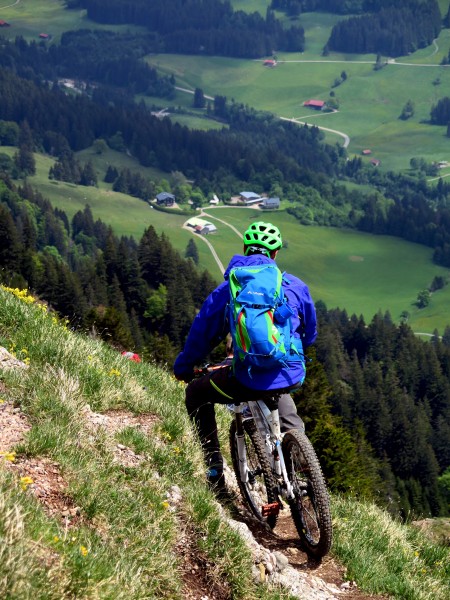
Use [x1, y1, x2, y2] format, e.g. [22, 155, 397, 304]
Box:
[193, 361, 231, 378]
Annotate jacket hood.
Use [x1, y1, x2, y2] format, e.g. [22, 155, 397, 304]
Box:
[223, 253, 275, 280]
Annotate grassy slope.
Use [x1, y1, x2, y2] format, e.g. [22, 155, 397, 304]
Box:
[0, 286, 449, 599]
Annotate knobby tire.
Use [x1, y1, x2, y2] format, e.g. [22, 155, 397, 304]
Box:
[282, 429, 332, 560]
[229, 418, 278, 529]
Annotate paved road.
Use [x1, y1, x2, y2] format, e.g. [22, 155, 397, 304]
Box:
[0, 0, 21, 10]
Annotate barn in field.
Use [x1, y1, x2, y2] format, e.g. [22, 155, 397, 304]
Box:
[303, 99, 325, 110]
[186, 218, 217, 235]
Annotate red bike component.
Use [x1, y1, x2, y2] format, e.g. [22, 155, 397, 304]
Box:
[261, 502, 281, 517]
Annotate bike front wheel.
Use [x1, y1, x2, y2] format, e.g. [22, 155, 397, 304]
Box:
[282, 429, 332, 560]
[229, 418, 279, 529]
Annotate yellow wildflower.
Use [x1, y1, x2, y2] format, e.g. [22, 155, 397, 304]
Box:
[0, 399, 5, 404]
[1, 286, 35, 304]
[53, 536, 60, 543]
[172, 447, 181, 455]
[20, 476, 34, 490]
[161, 501, 170, 510]
[109, 368, 121, 377]
[80, 545, 89, 557]
[0, 451, 16, 462]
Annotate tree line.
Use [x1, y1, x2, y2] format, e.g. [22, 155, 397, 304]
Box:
[325, 0, 442, 56]
[303, 304, 450, 518]
[0, 176, 216, 362]
[0, 31, 175, 99]
[67, 0, 305, 57]
[1, 174, 449, 518]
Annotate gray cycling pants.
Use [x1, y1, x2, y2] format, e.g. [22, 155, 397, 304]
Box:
[185, 364, 304, 466]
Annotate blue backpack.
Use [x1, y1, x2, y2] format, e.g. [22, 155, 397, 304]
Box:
[228, 264, 303, 372]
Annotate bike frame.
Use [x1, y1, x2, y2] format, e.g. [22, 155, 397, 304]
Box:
[233, 399, 295, 500]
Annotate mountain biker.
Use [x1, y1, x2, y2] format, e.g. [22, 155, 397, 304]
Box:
[174, 221, 317, 495]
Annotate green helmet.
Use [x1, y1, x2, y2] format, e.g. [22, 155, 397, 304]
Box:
[243, 221, 282, 254]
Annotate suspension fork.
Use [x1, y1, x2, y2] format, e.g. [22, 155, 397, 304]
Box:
[234, 405, 249, 483]
[268, 407, 295, 500]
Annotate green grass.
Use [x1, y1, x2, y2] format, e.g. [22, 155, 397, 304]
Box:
[332, 495, 450, 600]
[200, 207, 450, 334]
[146, 45, 450, 171]
[0, 286, 449, 599]
[0, 285, 283, 600]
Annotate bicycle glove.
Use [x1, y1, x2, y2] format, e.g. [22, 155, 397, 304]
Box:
[175, 371, 194, 383]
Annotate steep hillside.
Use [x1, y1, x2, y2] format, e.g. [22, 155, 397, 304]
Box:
[0, 286, 449, 599]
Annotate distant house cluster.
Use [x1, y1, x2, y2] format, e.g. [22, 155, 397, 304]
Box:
[152, 190, 280, 211]
[239, 191, 280, 209]
[186, 218, 217, 235]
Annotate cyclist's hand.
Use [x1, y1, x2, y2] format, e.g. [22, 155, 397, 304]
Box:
[175, 371, 194, 383]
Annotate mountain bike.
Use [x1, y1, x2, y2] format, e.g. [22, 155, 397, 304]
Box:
[196, 365, 333, 561]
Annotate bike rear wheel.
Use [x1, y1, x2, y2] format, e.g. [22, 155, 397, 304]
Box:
[229, 418, 279, 528]
[282, 429, 332, 560]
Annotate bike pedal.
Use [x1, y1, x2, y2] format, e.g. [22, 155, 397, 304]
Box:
[261, 502, 281, 517]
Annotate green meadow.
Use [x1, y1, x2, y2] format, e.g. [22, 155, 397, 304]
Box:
[144, 35, 450, 173]
[198, 208, 450, 332]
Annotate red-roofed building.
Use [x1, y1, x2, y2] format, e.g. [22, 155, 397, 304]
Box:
[39, 33, 50, 39]
[362, 149, 372, 155]
[0, 20, 10, 27]
[303, 100, 325, 110]
[263, 59, 277, 67]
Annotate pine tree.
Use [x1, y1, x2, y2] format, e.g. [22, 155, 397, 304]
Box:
[0, 203, 21, 275]
[185, 238, 199, 264]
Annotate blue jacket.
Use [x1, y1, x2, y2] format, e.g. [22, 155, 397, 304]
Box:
[174, 253, 317, 390]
